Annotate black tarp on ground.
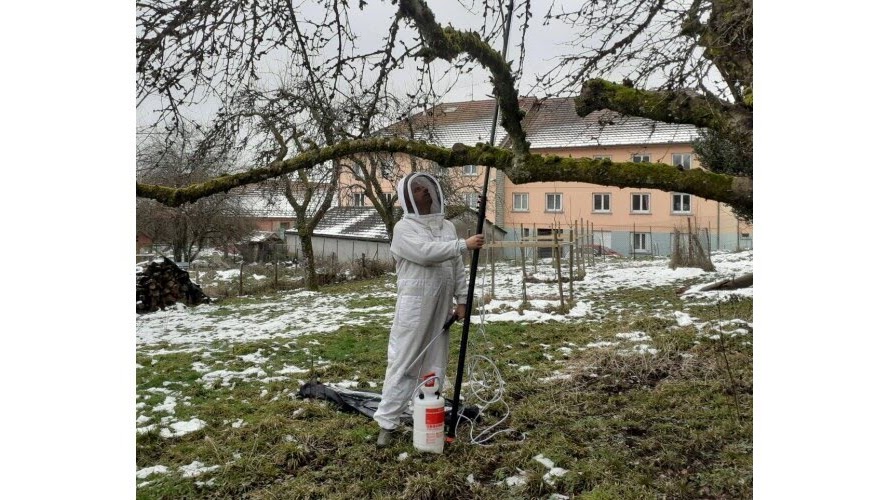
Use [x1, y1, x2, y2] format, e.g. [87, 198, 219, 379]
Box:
[297, 379, 479, 425]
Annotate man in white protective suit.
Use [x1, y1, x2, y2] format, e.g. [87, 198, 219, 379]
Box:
[374, 172, 485, 447]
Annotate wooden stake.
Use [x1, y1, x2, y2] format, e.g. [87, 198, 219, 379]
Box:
[577, 220, 582, 273]
[568, 227, 574, 302]
[519, 224, 528, 305]
[489, 230, 495, 300]
[600, 228, 606, 264]
[554, 230, 565, 310]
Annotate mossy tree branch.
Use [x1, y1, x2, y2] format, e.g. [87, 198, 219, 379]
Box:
[521, 154, 752, 214]
[575, 78, 752, 154]
[136, 138, 752, 213]
[136, 138, 507, 207]
[397, 0, 530, 163]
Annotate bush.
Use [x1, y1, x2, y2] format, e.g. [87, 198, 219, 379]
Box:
[350, 255, 394, 279]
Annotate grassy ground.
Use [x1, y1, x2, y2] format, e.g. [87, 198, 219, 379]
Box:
[136, 274, 752, 499]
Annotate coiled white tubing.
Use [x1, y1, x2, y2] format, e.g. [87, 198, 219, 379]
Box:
[456, 263, 524, 446]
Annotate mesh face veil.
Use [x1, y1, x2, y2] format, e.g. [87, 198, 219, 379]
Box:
[398, 173, 443, 215]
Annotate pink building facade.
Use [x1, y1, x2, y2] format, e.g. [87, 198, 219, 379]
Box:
[341, 97, 752, 257]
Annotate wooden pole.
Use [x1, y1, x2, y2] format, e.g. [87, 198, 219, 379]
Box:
[575, 220, 581, 275]
[649, 226, 654, 256]
[532, 223, 538, 273]
[582, 220, 587, 267]
[239, 262, 244, 296]
[554, 231, 565, 310]
[574, 219, 580, 273]
[554, 222, 560, 270]
[568, 227, 574, 303]
[632, 222, 636, 260]
[520, 244, 528, 306]
[489, 231, 495, 300]
[519, 223, 523, 263]
[590, 221, 596, 267]
[600, 228, 606, 264]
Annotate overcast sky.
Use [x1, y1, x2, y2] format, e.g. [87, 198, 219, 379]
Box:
[137, 0, 588, 126]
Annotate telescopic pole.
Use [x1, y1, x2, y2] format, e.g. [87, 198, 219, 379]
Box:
[446, 0, 514, 441]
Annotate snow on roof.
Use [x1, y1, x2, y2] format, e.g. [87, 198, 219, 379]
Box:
[244, 231, 283, 243]
[380, 96, 699, 150]
[234, 185, 327, 218]
[287, 207, 391, 242]
[523, 98, 700, 149]
[285, 206, 503, 242]
[380, 98, 538, 148]
[235, 191, 295, 218]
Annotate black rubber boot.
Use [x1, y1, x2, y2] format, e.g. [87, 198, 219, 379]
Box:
[376, 428, 395, 447]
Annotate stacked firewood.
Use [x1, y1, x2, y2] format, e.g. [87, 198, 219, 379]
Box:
[136, 257, 210, 314]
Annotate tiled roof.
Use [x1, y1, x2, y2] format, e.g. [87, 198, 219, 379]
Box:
[244, 231, 283, 243]
[522, 97, 700, 148]
[286, 207, 504, 242]
[237, 193, 298, 217]
[234, 185, 326, 218]
[380, 96, 699, 150]
[300, 207, 391, 242]
[380, 98, 538, 147]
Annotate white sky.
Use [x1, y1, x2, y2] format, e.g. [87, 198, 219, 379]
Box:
[137, 0, 589, 126]
[2, 1, 888, 498]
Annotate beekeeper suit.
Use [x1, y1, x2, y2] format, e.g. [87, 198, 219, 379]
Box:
[373, 173, 483, 444]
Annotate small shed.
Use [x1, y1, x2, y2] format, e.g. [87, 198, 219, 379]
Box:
[285, 207, 506, 264]
[285, 207, 391, 264]
[236, 231, 284, 263]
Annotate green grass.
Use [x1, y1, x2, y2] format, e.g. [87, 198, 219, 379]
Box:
[137, 278, 752, 499]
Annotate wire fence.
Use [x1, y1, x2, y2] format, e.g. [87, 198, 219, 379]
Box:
[138, 218, 750, 302]
[138, 245, 396, 300]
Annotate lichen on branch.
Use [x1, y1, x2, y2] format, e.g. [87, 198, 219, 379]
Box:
[398, 0, 530, 165]
[137, 137, 752, 214]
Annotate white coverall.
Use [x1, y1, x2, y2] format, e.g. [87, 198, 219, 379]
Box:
[373, 173, 469, 431]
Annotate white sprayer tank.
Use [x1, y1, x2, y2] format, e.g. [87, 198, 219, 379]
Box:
[412, 373, 445, 453]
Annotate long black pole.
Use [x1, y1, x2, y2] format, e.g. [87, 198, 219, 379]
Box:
[447, 0, 514, 441]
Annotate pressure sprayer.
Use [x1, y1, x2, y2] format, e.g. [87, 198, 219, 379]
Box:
[413, 372, 445, 454]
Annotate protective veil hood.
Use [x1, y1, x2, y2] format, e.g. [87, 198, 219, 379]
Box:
[396, 173, 444, 216]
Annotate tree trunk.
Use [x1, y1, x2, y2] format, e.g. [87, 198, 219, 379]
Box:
[300, 234, 319, 291]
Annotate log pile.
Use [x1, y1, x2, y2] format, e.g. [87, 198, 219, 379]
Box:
[137, 257, 210, 314]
